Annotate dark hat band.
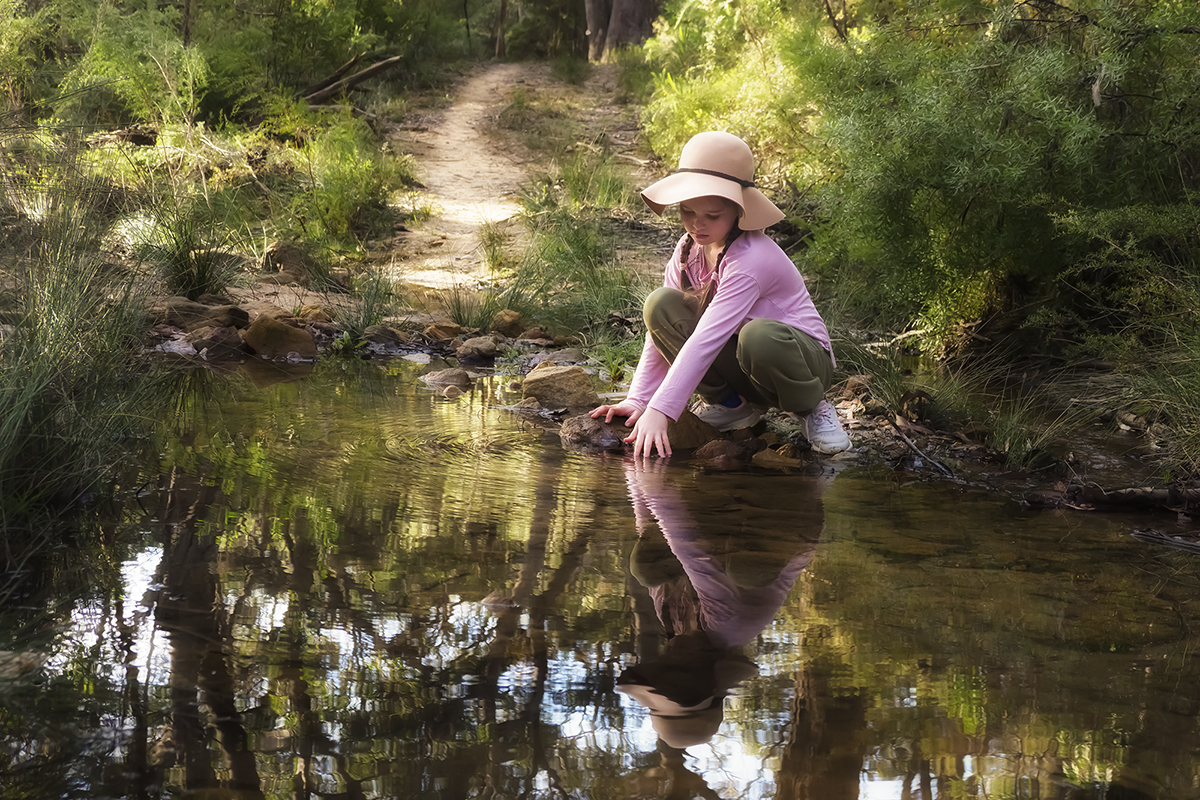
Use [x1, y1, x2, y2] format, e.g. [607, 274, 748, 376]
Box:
[672, 167, 755, 189]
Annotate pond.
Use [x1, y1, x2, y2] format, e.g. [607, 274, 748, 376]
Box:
[2, 356, 1199, 800]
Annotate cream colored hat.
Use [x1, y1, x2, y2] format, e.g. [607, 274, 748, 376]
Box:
[641, 131, 785, 231]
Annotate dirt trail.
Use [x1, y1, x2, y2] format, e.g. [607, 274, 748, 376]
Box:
[390, 63, 530, 290]
[386, 61, 655, 295]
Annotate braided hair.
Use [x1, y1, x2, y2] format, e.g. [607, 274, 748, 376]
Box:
[679, 218, 744, 280]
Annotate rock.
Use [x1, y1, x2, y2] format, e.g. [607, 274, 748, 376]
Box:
[184, 326, 249, 360]
[491, 309, 524, 337]
[364, 325, 408, 344]
[456, 335, 501, 363]
[752, 448, 807, 469]
[421, 367, 472, 387]
[424, 322, 463, 340]
[261, 241, 318, 286]
[693, 436, 760, 468]
[149, 297, 249, 332]
[521, 363, 600, 411]
[517, 326, 555, 345]
[668, 410, 724, 449]
[239, 314, 317, 361]
[531, 347, 586, 367]
[559, 414, 628, 451]
[296, 304, 332, 323]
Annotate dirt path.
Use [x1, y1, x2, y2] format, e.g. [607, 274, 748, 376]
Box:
[385, 61, 656, 295]
[389, 63, 531, 290]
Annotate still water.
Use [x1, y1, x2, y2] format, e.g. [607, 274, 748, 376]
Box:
[3, 356, 1199, 799]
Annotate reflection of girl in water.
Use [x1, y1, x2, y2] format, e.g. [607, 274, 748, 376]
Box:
[617, 461, 821, 750]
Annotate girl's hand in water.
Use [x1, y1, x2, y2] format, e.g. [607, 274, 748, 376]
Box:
[589, 401, 671, 458]
[626, 407, 672, 459]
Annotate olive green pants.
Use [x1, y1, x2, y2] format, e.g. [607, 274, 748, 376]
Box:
[644, 286, 834, 415]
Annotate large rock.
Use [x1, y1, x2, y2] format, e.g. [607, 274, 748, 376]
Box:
[149, 297, 249, 332]
[558, 408, 722, 452]
[239, 314, 317, 361]
[521, 363, 600, 411]
[490, 309, 524, 337]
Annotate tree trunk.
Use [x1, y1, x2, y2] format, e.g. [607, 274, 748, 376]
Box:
[585, 0, 613, 61]
[603, 0, 659, 59]
[495, 0, 508, 59]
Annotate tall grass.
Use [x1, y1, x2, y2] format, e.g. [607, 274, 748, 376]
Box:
[333, 268, 401, 342]
[0, 147, 157, 523]
[491, 147, 649, 343]
[134, 194, 248, 299]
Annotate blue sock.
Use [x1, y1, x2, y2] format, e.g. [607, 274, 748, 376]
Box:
[718, 392, 742, 409]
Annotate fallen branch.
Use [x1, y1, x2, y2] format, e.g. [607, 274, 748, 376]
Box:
[296, 54, 363, 100]
[887, 418, 955, 479]
[301, 55, 405, 105]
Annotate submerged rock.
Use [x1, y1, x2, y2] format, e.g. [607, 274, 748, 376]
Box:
[560, 414, 627, 451]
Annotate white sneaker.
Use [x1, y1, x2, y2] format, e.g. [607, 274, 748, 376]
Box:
[797, 400, 851, 454]
[691, 398, 763, 432]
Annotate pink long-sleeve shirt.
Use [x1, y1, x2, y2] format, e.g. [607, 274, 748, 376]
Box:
[626, 231, 834, 421]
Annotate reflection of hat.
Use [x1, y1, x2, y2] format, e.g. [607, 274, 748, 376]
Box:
[617, 644, 759, 749]
[641, 132, 786, 231]
[616, 681, 724, 749]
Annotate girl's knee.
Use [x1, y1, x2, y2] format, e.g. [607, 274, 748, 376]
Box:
[643, 286, 688, 327]
[737, 318, 784, 361]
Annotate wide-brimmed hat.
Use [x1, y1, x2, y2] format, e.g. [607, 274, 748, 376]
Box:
[641, 131, 785, 231]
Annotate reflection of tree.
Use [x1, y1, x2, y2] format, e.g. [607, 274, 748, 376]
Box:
[154, 467, 266, 799]
[477, 446, 594, 799]
[774, 657, 867, 800]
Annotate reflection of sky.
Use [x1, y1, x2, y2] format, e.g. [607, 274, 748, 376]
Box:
[51, 545, 170, 684]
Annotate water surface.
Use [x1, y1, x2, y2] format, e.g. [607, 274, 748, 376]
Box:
[2, 357, 1198, 799]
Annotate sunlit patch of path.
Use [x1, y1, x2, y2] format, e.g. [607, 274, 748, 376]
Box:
[393, 62, 529, 290]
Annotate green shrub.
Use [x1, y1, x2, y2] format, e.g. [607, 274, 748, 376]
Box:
[294, 116, 415, 243]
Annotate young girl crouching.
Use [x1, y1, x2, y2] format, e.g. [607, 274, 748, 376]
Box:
[590, 130, 851, 459]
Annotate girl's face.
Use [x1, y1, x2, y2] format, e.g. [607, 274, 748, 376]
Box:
[679, 196, 740, 249]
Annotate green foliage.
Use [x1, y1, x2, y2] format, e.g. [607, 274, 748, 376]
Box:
[293, 117, 415, 243]
[57, 2, 210, 127]
[610, 45, 657, 104]
[1044, 200, 1200, 361]
[500, 0, 587, 59]
[0, 0, 47, 110]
